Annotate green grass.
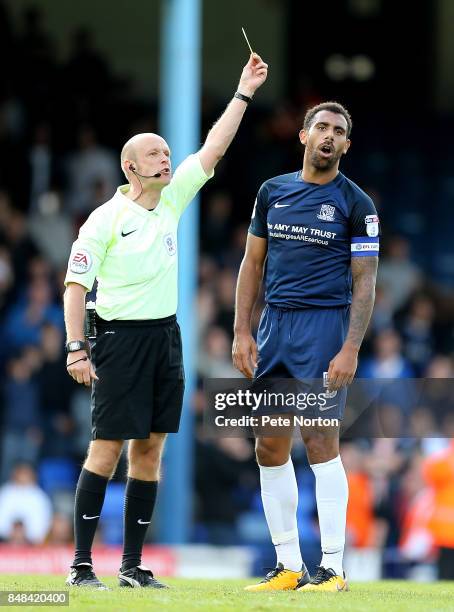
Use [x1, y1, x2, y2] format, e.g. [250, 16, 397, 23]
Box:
[1, 575, 454, 611]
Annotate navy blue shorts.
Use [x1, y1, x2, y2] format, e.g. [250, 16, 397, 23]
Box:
[254, 305, 350, 419]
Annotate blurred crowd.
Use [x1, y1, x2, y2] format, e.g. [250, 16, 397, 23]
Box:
[1, 3, 454, 580]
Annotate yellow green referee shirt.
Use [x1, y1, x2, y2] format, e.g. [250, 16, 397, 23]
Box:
[64, 153, 214, 320]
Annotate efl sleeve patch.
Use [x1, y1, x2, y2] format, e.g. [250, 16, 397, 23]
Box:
[351, 236, 379, 256]
[69, 249, 93, 273]
[365, 214, 379, 237]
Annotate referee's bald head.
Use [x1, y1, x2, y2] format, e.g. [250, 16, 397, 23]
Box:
[121, 133, 170, 179]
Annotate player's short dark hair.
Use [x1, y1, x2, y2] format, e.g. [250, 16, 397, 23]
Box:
[303, 102, 352, 137]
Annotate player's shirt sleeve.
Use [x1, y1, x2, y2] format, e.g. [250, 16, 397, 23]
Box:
[163, 153, 214, 219]
[248, 184, 269, 238]
[64, 208, 110, 290]
[349, 192, 380, 257]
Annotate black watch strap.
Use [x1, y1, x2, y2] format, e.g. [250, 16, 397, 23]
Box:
[234, 91, 252, 104]
[66, 340, 88, 353]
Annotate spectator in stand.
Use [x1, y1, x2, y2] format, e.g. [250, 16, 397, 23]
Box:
[377, 237, 422, 314]
[198, 254, 218, 289]
[64, 125, 119, 218]
[222, 222, 249, 271]
[215, 268, 236, 339]
[2, 277, 63, 353]
[398, 294, 436, 376]
[422, 440, 454, 580]
[0, 1, 14, 99]
[38, 323, 77, 458]
[28, 123, 57, 212]
[420, 356, 454, 431]
[0, 463, 52, 544]
[398, 455, 435, 567]
[62, 27, 114, 117]
[29, 192, 74, 269]
[195, 437, 257, 544]
[369, 285, 394, 334]
[358, 329, 416, 419]
[0, 348, 43, 481]
[359, 328, 414, 379]
[6, 521, 31, 546]
[200, 191, 233, 261]
[408, 406, 447, 456]
[0, 245, 14, 319]
[247, 104, 301, 188]
[198, 326, 239, 378]
[341, 443, 378, 548]
[197, 285, 217, 345]
[0, 207, 39, 287]
[14, 5, 57, 120]
[45, 512, 73, 545]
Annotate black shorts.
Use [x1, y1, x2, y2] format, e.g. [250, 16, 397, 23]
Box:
[90, 314, 185, 440]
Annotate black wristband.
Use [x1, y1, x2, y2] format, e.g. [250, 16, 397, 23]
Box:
[234, 91, 252, 104]
[67, 356, 88, 368]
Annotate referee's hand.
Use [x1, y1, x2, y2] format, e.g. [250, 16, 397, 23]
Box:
[232, 332, 258, 379]
[66, 350, 99, 387]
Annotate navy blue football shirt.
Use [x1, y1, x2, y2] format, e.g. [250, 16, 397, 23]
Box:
[248, 170, 379, 308]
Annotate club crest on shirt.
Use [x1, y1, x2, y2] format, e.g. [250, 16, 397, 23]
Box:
[365, 214, 379, 237]
[163, 233, 177, 256]
[317, 203, 336, 222]
[69, 249, 92, 274]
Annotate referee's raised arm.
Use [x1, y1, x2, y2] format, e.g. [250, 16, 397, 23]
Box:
[198, 53, 268, 175]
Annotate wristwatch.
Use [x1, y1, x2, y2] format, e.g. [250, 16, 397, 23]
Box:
[65, 340, 88, 353]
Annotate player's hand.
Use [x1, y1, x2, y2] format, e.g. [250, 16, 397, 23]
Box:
[232, 331, 258, 379]
[66, 350, 99, 387]
[237, 53, 268, 97]
[327, 344, 358, 391]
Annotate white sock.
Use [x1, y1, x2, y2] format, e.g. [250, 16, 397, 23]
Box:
[310, 454, 348, 576]
[259, 458, 302, 572]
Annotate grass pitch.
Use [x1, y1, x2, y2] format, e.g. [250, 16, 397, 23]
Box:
[1, 575, 453, 611]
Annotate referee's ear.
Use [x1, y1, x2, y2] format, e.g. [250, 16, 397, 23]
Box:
[122, 160, 131, 180]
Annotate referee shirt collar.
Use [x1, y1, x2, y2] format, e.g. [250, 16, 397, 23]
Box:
[115, 184, 161, 217]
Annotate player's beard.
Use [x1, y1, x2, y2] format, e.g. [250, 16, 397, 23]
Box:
[308, 146, 343, 171]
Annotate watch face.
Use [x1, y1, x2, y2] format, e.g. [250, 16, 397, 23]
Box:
[67, 341, 84, 352]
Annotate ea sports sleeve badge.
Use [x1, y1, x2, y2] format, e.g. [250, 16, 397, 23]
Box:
[69, 249, 93, 274]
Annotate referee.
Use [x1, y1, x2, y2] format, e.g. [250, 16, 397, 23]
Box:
[64, 53, 268, 590]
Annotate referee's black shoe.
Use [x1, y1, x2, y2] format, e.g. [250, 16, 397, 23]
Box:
[65, 563, 109, 589]
[118, 564, 168, 589]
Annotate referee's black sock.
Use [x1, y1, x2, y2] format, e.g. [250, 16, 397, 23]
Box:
[73, 468, 109, 566]
[121, 478, 158, 572]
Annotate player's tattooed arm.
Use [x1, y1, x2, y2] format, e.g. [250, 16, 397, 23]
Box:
[327, 255, 377, 390]
[347, 255, 378, 349]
